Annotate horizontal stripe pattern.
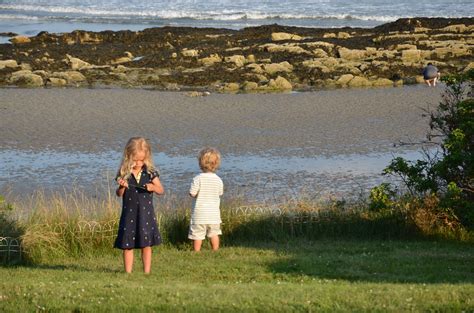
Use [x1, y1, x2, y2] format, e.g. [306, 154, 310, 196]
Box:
[190, 172, 223, 224]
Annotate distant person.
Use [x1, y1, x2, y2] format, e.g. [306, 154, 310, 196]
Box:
[115, 137, 164, 274]
[188, 147, 224, 252]
[423, 63, 441, 87]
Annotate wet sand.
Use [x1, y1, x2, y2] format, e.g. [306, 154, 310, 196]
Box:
[0, 86, 442, 157]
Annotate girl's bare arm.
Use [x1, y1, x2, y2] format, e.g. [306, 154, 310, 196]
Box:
[146, 177, 164, 195]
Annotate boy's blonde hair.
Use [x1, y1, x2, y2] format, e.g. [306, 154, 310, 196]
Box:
[117, 137, 156, 180]
[198, 147, 221, 173]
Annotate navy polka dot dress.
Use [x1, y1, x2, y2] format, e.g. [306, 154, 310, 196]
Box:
[114, 166, 162, 249]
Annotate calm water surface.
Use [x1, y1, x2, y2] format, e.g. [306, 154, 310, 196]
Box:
[0, 148, 424, 201]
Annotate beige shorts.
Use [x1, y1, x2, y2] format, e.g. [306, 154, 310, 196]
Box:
[188, 224, 222, 240]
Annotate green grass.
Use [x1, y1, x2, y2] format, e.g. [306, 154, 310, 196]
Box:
[1, 191, 473, 311]
[1, 239, 473, 312]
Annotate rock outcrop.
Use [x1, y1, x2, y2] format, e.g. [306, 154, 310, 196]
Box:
[1, 18, 473, 92]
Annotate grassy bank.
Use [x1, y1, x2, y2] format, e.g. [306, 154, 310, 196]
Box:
[0, 190, 472, 264]
[1, 192, 473, 311]
[1, 240, 473, 312]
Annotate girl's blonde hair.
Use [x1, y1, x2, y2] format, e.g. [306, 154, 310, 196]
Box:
[117, 137, 156, 180]
[198, 147, 221, 173]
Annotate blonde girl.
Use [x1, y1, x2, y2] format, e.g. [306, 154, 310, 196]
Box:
[115, 137, 164, 274]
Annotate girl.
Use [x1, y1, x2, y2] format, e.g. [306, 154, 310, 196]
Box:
[115, 137, 164, 274]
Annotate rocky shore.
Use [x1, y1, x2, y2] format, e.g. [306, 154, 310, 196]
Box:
[0, 18, 473, 92]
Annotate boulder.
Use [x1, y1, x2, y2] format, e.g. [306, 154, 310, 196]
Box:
[338, 48, 367, 61]
[48, 77, 67, 87]
[268, 76, 292, 90]
[336, 63, 362, 75]
[415, 76, 426, 84]
[301, 60, 330, 73]
[32, 70, 49, 78]
[323, 79, 337, 88]
[66, 54, 91, 70]
[395, 44, 417, 50]
[263, 62, 293, 75]
[113, 65, 128, 73]
[433, 46, 470, 59]
[320, 57, 339, 68]
[10, 36, 31, 44]
[65, 31, 102, 44]
[401, 49, 421, 62]
[246, 63, 264, 74]
[348, 76, 371, 87]
[271, 32, 302, 41]
[242, 81, 259, 91]
[9, 71, 43, 87]
[312, 49, 328, 58]
[440, 24, 468, 33]
[0, 60, 18, 69]
[51, 71, 86, 84]
[224, 55, 246, 67]
[336, 74, 354, 85]
[187, 91, 210, 97]
[20, 63, 32, 71]
[372, 78, 394, 87]
[365, 47, 377, 55]
[260, 43, 310, 55]
[181, 49, 200, 57]
[112, 54, 133, 65]
[305, 41, 335, 50]
[200, 54, 222, 66]
[221, 82, 240, 92]
[246, 55, 256, 63]
[337, 32, 352, 39]
[323, 33, 337, 39]
[164, 83, 180, 91]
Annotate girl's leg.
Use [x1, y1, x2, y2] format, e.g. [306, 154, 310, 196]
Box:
[193, 239, 203, 252]
[141, 246, 152, 274]
[210, 236, 220, 251]
[123, 249, 134, 273]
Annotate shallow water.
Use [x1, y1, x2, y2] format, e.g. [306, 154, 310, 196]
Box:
[0, 148, 425, 201]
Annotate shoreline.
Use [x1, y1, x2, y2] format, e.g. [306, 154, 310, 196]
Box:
[0, 86, 441, 197]
[1, 18, 473, 91]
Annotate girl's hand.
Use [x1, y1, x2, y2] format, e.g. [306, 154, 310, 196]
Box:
[145, 183, 154, 193]
[118, 178, 129, 189]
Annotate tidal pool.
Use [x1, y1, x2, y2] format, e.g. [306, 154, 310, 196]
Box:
[0, 148, 426, 201]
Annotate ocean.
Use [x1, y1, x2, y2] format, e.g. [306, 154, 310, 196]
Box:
[1, 0, 473, 38]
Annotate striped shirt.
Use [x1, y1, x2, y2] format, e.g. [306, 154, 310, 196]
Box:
[189, 172, 224, 224]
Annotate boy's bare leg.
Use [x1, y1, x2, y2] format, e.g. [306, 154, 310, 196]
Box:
[123, 249, 134, 273]
[141, 247, 152, 274]
[210, 235, 220, 251]
[193, 239, 203, 252]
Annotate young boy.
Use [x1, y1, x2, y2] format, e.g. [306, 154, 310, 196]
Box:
[188, 147, 224, 251]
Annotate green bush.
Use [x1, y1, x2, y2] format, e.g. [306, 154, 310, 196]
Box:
[381, 70, 474, 228]
[368, 183, 396, 211]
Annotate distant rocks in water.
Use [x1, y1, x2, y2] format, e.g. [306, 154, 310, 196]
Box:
[0, 32, 18, 38]
[9, 36, 31, 44]
[0, 17, 473, 92]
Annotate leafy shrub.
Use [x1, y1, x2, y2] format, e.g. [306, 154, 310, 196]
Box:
[381, 70, 474, 229]
[368, 183, 396, 211]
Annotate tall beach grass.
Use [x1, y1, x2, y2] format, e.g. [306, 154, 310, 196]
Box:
[0, 188, 472, 265]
